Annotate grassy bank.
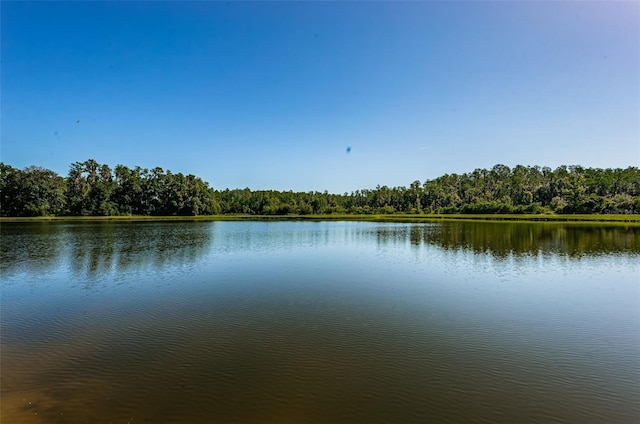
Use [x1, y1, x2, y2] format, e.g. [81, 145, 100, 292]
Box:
[2, 213, 639, 224]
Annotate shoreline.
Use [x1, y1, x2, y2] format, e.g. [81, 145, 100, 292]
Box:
[2, 213, 639, 224]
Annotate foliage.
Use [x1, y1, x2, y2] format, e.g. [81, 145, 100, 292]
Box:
[1, 163, 66, 216]
[1, 161, 639, 217]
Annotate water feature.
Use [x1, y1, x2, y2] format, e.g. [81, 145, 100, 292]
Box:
[1, 220, 638, 423]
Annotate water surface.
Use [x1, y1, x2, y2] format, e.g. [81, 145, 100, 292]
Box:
[1, 221, 638, 423]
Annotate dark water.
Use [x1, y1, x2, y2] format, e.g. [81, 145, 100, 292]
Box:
[1, 221, 638, 423]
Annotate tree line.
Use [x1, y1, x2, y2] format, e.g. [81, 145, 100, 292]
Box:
[1, 160, 639, 217]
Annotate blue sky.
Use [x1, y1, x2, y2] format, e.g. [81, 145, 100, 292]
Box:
[2, 1, 638, 193]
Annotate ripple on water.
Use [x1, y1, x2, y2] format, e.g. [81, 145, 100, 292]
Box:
[1, 221, 638, 423]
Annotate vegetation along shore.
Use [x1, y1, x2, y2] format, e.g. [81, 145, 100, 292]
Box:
[1, 160, 638, 218]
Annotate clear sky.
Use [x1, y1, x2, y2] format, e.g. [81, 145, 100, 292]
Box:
[2, 1, 639, 193]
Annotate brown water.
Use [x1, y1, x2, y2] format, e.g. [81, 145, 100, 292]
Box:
[1, 221, 639, 423]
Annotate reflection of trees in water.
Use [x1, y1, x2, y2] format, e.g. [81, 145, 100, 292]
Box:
[1, 222, 212, 282]
[2, 221, 638, 283]
[0, 223, 68, 276]
[374, 222, 640, 258]
[70, 223, 213, 283]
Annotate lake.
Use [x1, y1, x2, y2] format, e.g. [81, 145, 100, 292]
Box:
[1, 220, 638, 423]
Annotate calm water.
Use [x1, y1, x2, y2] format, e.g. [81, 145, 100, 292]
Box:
[1, 220, 638, 423]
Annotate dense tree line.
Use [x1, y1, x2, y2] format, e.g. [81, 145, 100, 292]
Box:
[1, 160, 219, 217]
[1, 160, 639, 217]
